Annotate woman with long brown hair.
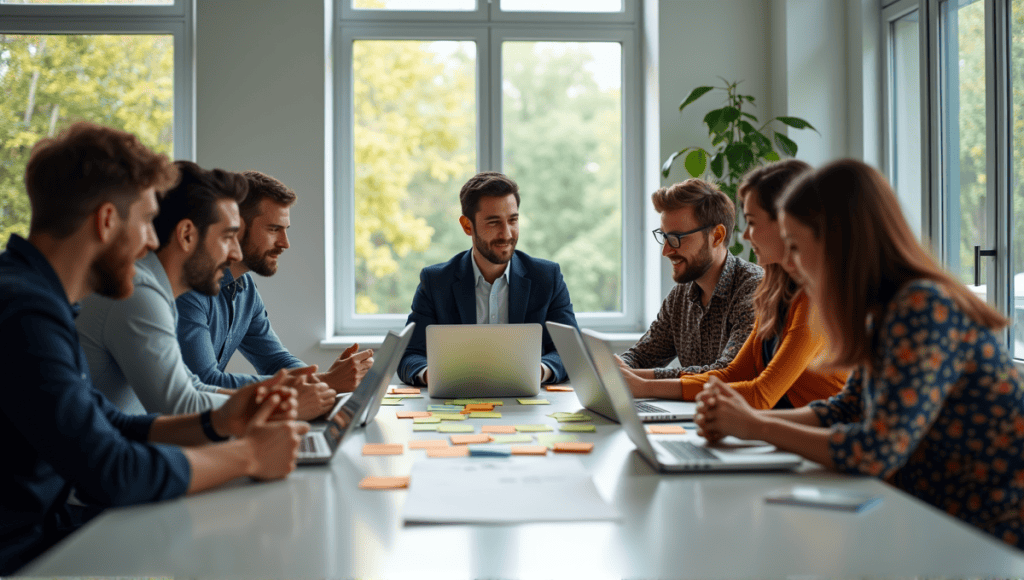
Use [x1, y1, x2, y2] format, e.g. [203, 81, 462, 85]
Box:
[619, 160, 847, 409]
[695, 159, 1024, 549]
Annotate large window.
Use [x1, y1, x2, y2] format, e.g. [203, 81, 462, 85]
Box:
[0, 0, 192, 242]
[333, 0, 641, 335]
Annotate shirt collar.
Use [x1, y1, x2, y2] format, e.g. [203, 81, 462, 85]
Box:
[220, 266, 247, 292]
[686, 252, 739, 304]
[4, 234, 74, 310]
[470, 249, 509, 287]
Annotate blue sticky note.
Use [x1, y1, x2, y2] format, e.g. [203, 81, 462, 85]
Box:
[468, 444, 512, 457]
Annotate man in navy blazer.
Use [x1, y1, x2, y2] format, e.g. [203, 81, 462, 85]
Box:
[397, 171, 578, 385]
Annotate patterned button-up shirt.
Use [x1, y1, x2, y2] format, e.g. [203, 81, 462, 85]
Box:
[620, 253, 762, 379]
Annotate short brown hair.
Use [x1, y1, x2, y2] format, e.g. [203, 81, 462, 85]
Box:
[24, 121, 179, 238]
[779, 158, 1007, 368]
[153, 161, 248, 250]
[651, 178, 735, 245]
[239, 170, 297, 225]
[459, 171, 520, 222]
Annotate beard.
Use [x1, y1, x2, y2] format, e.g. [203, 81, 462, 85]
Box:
[91, 230, 136, 299]
[473, 230, 516, 266]
[672, 235, 714, 284]
[240, 230, 280, 277]
[183, 243, 227, 296]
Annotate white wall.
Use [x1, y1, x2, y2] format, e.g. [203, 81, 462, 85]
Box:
[194, 0, 877, 373]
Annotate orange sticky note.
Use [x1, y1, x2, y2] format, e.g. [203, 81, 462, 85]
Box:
[362, 443, 404, 456]
[427, 446, 470, 458]
[463, 403, 494, 412]
[545, 385, 574, 392]
[408, 439, 449, 449]
[396, 411, 432, 419]
[481, 425, 517, 434]
[553, 442, 594, 454]
[390, 387, 420, 395]
[510, 445, 548, 455]
[358, 476, 410, 490]
[450, 433, 492, 445]
[647, 425, 687, 434]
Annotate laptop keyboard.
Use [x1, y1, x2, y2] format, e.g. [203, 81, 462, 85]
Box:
[635, 401, 669, 414]
[658, 440, 719, 463]
[299, 434, 328, 456]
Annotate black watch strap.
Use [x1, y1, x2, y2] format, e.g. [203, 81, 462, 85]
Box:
[200, 409, 228, 442]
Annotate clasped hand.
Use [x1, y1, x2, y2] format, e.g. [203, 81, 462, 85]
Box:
[693, 376, 762, 443]
[319, 343, 374, 394]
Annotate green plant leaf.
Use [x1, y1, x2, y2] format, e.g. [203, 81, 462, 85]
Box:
[741, 111, 759, 122]
[749, 131, 772, 150]
[662, 147, 691, 177]
[776, 116, 818, 133]
[730, 240, 745, 257]
[764, 150, 781, 161]
[710, 152, 724, 178]
[684, 149, 707, 178]
[679, 86, 715, 111]
[712, 133, 728, 147]
[748, 247, 758, 263]
[725, 142, 755, 174]
[704, 108, 729, 135]
[745, 95, 756, 103]
[774, 132, 798, 157]
[720, 106, 740, 125]
[738, 120, 757, 135]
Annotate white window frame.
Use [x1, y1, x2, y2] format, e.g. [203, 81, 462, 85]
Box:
[330, 0, 644, 337]
[0, 0, 195, 162]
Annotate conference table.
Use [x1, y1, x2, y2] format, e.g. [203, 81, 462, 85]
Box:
[23, 385, 1024, 578]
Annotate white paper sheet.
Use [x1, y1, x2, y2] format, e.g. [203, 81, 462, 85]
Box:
[402, 456, 620, 524]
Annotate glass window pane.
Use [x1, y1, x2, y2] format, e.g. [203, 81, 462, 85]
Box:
[939, 0, 988, 295]
[1011, 0, 1024, 357]
[353, 0, 475, 10]
[352, 40, 477, 315]
[500, 0, 621, 12]
[502, 41, 622, 313]
[0, 34, 173, 242]
[891, 10, 922, 240]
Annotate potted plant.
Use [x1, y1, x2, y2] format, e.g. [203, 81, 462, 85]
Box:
[662, 79, 818, 258]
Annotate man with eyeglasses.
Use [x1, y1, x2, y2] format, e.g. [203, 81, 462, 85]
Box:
[617, 178, 762, 381]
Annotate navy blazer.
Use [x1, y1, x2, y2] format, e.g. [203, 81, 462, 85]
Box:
[397, 249, 578, 385]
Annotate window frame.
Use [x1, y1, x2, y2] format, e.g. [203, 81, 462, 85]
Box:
[330, 0, 644, 336]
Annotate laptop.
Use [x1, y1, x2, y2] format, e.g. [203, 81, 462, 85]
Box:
[426, 324, 542, 398]
[360, 322, 416, 426]
[298, 325, 414, 465]
[546, 321, 695, 422]
[580, 329, 803, 472]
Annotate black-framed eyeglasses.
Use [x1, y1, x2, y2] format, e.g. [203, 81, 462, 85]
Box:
[652, 225, 715, 248]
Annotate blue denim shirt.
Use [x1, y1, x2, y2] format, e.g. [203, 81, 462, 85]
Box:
[175, 267, 304, 390]
[0, 235, 189, 574]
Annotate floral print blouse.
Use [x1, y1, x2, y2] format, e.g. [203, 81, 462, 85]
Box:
[810, 279, 1024, 549]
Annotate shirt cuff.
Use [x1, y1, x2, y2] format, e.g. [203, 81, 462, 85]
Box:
[416, 368, 428, 386]
[540, 364, 553, 383]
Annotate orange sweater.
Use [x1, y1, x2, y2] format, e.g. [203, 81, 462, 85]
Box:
[679, 292, 847, 408]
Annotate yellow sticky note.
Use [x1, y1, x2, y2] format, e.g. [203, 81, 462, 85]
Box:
[516, 424, 554, 433]
[379, 398, 403, 406]
[518, 399, 551, 405]
[559, 424, 596, 432]
[434, 413, 468, 421]
[468, 411, 502, 419]
[437, 424, 474, 433]
[413, 416, 441, 424]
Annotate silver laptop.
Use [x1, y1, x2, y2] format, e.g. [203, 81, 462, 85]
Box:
[580, 329, 803, 472]
[426, 324, 542, 398]
[546, 321, 695, 422]
[360, 322, 416, 426]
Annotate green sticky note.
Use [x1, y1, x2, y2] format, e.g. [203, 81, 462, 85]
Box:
[515, 424, 554, 432]
[388, 394, 423, 399]
[537, 434, 579, 449]
[518, 399, 550, 405]
[380, 398, 403, 406]
[556, 414, 594, 422]
[468, 411, 502, 419]
[559, 424, 596, 432]
[451, 399, 504, 406]
[413, 424, 439, 432]
[413, 416, 441, 424]
[490, 434, 533, 444]
[434, 413, 468, 421]
[437, 424, 475, 433]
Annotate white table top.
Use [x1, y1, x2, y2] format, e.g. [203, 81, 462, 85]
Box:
[24, 387, 1024, 578]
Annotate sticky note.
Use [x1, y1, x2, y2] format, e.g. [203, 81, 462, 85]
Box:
[548, 412, 594, 422]
[413, 417, 441, 424]
[469, 444, 511, 457]
[380, 398, 402, 406]
[553, 442, 594, 454]
[648, 425, 687, 434]
[516, 424, 554, 433]
[434, 413, 467, 421]
[452, 399, 503, 406]
[468, 412, 502, 419]
[437, 424, 475, 433]
[545, 385, 574, 392]
[490, 434, 533, 444]
[428, 405, 464, 412]
[387, 394, 423, 399]
[537, 434, 578, 449]
[463, 403, 495, 412]
[481, 425, 517, 434]
[389, 388, 421, 395]
[358, 476, 410, 490]
[408, 439, 449, 449]
[413, 424, 439, 432]
[450, 433, 492, 445]
[510, 445, 548, 455]
[559, 424, 596, 432]
[518, 398, 550, 405]
[362, 444, 403, 456]
[396, 411, 431, 419]
[427, 446, 470, 458]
